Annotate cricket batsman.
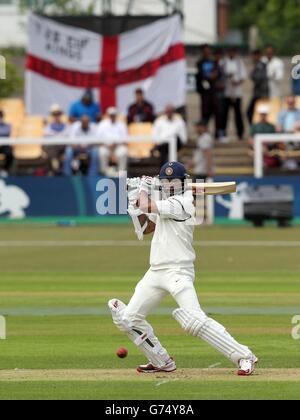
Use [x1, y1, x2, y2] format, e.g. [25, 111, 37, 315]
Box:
[108, 162, 258, 376]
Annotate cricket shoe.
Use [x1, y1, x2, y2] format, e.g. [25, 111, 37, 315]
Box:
[137, 358, 177, 374]
[238, 356, 258, 376]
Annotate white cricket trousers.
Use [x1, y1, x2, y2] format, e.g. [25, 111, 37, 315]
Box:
[123, 267, 205, 321]
[121, 267, 254, 367]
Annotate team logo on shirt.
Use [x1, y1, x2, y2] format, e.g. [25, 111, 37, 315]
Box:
[165, 167, 174, 176]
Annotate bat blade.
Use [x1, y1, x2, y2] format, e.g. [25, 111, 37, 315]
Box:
[189, 182, 237, 196]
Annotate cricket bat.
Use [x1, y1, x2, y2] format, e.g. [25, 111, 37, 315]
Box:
[188, 182, 237, 196]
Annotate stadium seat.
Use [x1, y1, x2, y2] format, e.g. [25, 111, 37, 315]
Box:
[0, 98, 25, 114]
[128, 123, 154, 159]
[0, 98, 26, 137]
[13, 116, 45, 161]
[253, 98, 282, 125]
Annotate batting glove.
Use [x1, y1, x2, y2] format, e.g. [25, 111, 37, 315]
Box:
[139, 176, 154, 195]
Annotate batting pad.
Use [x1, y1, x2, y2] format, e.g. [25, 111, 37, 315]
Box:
[108, 299, 171, 368]
[173, 308, 253, 366]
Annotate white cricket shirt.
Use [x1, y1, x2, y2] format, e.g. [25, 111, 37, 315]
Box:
[149, 191, 196, 270]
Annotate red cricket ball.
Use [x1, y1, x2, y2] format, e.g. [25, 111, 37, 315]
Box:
[117, 347, 128, 359]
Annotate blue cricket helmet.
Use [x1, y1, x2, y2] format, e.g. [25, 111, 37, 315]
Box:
[159, 162, 188, 180]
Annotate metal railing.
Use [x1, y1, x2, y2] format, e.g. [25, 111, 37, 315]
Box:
[0, 135, 178, 162]
[254, 133, 300, 178]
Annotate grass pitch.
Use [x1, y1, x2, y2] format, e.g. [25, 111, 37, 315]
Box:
[0, 224, 299, 400]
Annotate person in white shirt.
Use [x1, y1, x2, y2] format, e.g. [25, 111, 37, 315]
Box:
[223, 47, 247, 140]
[109, 162, 258, 376]
[97, 107, 128, 176]
[153, 105, 187, 166]
[64, 115, 99, 176]
[263, 45, 284, 99]
[193, 120, 214, 179]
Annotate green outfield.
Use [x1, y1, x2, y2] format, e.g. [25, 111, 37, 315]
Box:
[0, 224, 299, 400]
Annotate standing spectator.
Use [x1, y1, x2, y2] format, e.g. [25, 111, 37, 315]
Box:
[97, 107, 128, 176]
[127, 88, 155, 124]
[64, 115, 99, 176]
[249, 105, 280, 170]
[292, 76, 300, 96]
[213, 48, 226, 139]
[196, 44, 222, 137]
[277, 96, 300, 133]
[69, 90, 101, 123]
[153, 105, 187, 166]
[0, 110, 13, 175]
[193, 120, 214, 180]
[44, 105, 68, 175]
[222, 47, 247, 141]
[247, 50, 269, 124]
[263, 45, 284, 99]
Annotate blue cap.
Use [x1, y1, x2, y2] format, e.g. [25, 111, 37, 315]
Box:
[159, 162, 188, 180]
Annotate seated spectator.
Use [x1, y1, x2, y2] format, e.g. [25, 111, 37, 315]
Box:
[153, 105, 187, 166]
[64, 115, 99, 176]
[127, 88, 155, 124]
[69, 90, 101, 123]
[0, 110, 13, 175]
[249, 105, 281, 169]
[277, 96, 300, 133]
[97, 107, 128, 176]
[44, 105, 68, 175]
[193, 120, 214, 180]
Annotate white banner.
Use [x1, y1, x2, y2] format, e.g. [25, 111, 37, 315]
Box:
[26, 14, 186, 116]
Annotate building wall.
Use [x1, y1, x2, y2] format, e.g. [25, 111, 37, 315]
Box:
[0, 3, 27, 47]
[0, 0, 218, 47]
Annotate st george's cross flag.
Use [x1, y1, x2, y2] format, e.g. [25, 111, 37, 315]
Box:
[26, 13, 186, 116]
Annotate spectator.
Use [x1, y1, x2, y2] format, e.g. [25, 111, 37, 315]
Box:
[263, 45, 284, 99]
[64, 115, 99, 176]
[213, 48, 226, 139]
[97, 107, 128, 176]
[44, 105, 68, 176]
[249, 105, 280, 170]
[153, 105, 187, 166]
[222, 47, 247, 141]
[196, 44, 222, 138]
[0, 110, 13, 175]
[69, 90, 101, 123]
[127, 88, 155, 124]
[277, 96, 300, 133]
[247, 49, 269, 124]
[193, 120, 214, 180]
[292, 76, 300, 96]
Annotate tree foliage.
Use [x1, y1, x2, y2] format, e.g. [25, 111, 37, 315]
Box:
[0, 55, 22, 99]
[230, 0, 300, 54]
[19, 0, 96, 15]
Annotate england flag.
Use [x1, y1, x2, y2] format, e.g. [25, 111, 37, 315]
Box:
[26, 13, 186, 116]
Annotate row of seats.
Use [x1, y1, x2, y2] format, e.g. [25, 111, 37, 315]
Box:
[253, 97, 300, 125]
[0, 99, 155, 161]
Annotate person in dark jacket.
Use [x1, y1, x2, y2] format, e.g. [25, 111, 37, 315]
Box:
[127, 89, 155, 124]
[247, 49, 269, 124]
[196, 44, 223, 138]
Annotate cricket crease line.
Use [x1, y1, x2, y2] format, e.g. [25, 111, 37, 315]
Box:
[0, 369, 299, 382]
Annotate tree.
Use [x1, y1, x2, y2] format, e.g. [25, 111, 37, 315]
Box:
[0, 55, 22, 99]
[19, 0, 96, 15]
[230, 0, 300, 54]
